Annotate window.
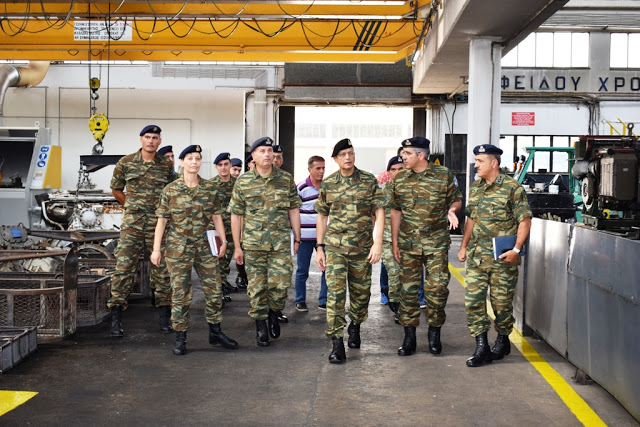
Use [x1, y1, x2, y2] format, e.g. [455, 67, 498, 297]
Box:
[502, 32, 589, 68]
[610, 33, 640, 68]
[502, 135, 577, 173]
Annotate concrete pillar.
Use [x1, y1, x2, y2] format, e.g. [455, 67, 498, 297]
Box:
[278, 106, 295, 175]
[467, 38, 502, 190]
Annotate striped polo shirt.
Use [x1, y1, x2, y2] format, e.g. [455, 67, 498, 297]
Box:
[298, 176, 320, 241]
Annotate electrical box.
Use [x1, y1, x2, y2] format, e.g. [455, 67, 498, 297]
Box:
[600, 153, 637, 201]
[30, 145, 61, 190]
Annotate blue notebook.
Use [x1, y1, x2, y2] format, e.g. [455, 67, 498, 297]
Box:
[492, 234, 526, 260]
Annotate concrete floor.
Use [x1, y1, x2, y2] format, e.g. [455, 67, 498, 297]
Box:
[1, 239, 637, 426]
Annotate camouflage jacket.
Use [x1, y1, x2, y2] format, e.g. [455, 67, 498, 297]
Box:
[389, 164, 462, 254]
[110, 150, 174, 213]
[465, 173, 532, 260]
[156, 175, 225, 246]
[315, 167, 385, 253]
[228, 167, 301, 251]
[209, 175, 236, 231]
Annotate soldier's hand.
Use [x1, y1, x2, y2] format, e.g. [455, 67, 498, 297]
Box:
[234, 247, 244, 265]
[316, 250, 326, 272]
[448, 208, 459, 230]
[457, 247, 467, 262]
[218, 242, 228, 258]
[499, 250, 520, 263]
[150, 250, 161, 267]
[368, 242, 382, 264]
[393, 244, 401, 264]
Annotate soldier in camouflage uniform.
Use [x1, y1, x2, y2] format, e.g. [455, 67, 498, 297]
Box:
[157, 145, 180, 182]
[458, 144, 532, 367]
[390, 137, 462, 357]
[228, 137, 301, 347]
[230, 158, 243, 179]
[381, 156, 404, 323]
[107, 125, 174, 338]
[315, 138, 385, 364]
[211, 152, 237, 299]
[151, 144, 238, 356]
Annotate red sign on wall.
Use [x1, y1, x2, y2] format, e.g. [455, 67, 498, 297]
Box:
[512, 112, 535, 126]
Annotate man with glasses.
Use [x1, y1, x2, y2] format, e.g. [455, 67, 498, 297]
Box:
[315, 138, 385, 364]
[272, 145, 284, 169]
[390, 137, 462, 356]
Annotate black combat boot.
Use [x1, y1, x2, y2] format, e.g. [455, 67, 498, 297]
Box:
[110, 306, 124, 338]
[267, 309, 281, 339]
[256, 319, 270, 347]
[389, 302, 400, 324]
[491, 334, 511, 360]
[466, 332, 492, 367]
[347, 322, 361, 349]
[276, 309, 288, 323]
[329, 337, 346, 364]
[427, 325, 442, 354]
[398, 326, 417, 356]
[235, 275, 247, 290]
[208, 323, 238, 349]
[173, 331, 187, 356]
[159, 305, 173, 334]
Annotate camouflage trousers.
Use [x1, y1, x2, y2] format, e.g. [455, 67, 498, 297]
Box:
[465, 256, 519, 337]
[107, 211, 171, 309]
[399, 250, 450, 327]
[218, 240, 234, 283]
[324, 249, 371, 338]
[165, 241, 223, 331]
[244, 248, 292, 320]
[382, 244, 401, 303]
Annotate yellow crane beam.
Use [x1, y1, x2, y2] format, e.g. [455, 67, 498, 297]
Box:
[0, 1, 432, 62]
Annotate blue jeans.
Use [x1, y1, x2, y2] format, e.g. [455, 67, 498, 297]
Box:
[295, 240, 328, 305]
[380, 262, 425, 304]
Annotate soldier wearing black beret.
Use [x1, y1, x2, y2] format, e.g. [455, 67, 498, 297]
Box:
[390, 135, 462, 357]
[230, 158, 243, 178]
[458, 143, 531, 367]
[272, 145, 284, 169]
[107, 124, 174, 338]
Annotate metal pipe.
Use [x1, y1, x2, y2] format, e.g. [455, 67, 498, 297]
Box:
[0, 61, 49, 125]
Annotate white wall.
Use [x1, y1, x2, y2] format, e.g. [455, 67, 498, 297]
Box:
[2, 64, 246, 190]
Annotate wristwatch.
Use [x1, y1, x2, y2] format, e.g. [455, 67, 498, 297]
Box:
[316, 243, 326, 249]
[512, 247, 521, 254]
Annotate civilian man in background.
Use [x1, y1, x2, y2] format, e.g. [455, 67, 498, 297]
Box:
[294, 155, 328, 313]
[107, 125, 175, 337]
[458, 144, 532, 367]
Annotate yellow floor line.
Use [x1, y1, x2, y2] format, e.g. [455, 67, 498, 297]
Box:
[0, 391, 38, 416]
[448, 263, 606, 427]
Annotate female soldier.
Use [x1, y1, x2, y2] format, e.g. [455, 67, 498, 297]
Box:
[151, 145, 238, 355]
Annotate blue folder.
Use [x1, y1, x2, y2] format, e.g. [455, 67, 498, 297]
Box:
[492, 234, 526, 260]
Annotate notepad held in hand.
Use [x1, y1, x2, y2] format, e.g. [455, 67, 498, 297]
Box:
[206, 230, 223, 256]
[492, 234, 525, 260]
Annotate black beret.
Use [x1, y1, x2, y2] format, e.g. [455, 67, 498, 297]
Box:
[473, 144, 503, 155]
[387, 155, 403, 171]
[214, 152, 231, 165]
[250, 136, 274, 153]
[140, 124, 161, 136]
[272, 145, 283, 153]
[157, 145, 173, 156]
[331, 138, 353, 157]
[401, 136, 430, 150]
[178, 144, 202, 160]
[231, 158, 242, 167]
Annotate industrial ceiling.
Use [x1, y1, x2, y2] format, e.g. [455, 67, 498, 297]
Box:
[0, 1, 433, 63]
